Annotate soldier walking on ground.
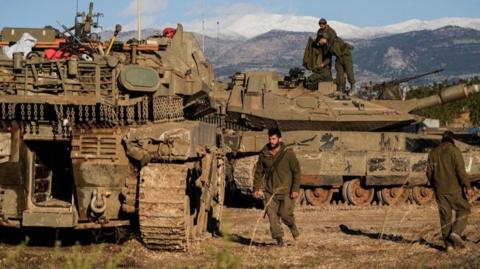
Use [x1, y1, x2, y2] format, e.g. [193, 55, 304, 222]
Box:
[427, 131, 475, 251]
[253, 128, 302, 246]
[318, 33, 355, 98]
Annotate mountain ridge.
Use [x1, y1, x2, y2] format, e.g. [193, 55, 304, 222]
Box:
[101, 17, 480, 41]
[100, 25, 480, 83]
[202, 26, 480, 81]
[191, 15, 480, 40]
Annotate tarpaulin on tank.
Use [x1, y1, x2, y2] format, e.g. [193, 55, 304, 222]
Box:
[2, 32, 37, 59]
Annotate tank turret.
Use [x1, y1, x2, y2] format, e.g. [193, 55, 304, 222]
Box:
[363, 68, 444, 100]
[209, 70, 480, 132]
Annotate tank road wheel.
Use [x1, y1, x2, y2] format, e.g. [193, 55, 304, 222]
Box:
[409, 186, 434, 205]
[139, 163, 191, 251]
[342, 179, 374, 206]
[376, 187, 409, 206]
[305, 187, 333, 206]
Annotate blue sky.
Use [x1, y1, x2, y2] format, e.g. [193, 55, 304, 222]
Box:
[0, 0, 478, 31]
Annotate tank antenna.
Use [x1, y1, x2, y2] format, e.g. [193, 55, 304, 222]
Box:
[216, 21, 219, 58]
[137, 0, 142, 40]
[201, 0, 205, 52]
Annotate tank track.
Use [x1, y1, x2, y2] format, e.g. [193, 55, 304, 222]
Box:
[139, 163, 190, 251]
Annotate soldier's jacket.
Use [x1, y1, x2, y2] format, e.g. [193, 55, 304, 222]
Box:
[427, 142, 471, 194]
[317, 26, 337, 47]
[303, 37, 332, 71]
[327, 36, 353, 58]
[253, 143, 301, 195]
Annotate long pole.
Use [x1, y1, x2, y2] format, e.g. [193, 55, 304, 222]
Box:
[216, 21, 219, 57]
[137, 0, 142, 40]
[201, 0, 205, 52]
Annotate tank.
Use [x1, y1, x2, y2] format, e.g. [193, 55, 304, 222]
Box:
[205, 70, 480, 207]
[211, 71, 479, 132]
[360, 68, 444, 100]
[0, 3, 225, 251]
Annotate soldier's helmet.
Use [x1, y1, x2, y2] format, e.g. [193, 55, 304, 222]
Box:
[319, 18, 327, 25]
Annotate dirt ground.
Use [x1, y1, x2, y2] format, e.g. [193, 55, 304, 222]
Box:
[1, 203, 480, 269]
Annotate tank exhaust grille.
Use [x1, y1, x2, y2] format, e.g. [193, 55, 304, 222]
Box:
[72, 135, 118, 160]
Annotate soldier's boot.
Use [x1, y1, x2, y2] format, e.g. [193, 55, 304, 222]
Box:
[444, 239, 454, 253]
[304, 80, 317, 91]
[336, 85, 346, 99]
[348, 83, 355, 96]
[449, 232, 466, 249]
[289, 224, 300, 240]
[275, 237, 284, 246]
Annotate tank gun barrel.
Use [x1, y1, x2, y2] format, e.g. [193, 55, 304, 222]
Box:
[393, 68, 444, 85]
[372, 69, 444, 91]
[411, 84, 479, 112]
[373, 84, 480, 113]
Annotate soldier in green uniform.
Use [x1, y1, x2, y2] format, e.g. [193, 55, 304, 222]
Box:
[427, 131, 475, 251]
[253, 128, 302, 246]
[317, 18, 337, 47]
[319, 33, 355, 97]
[303, 36, 333, 90]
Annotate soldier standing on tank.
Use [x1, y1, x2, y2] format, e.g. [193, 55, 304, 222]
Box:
[253, 128, 301, 246]
[318, 33, 355, 98]
[301, 18, 337, 90]
[317, 18, 337, 47]
[303, 37, 333, 89]
[427, 131, 475, 251]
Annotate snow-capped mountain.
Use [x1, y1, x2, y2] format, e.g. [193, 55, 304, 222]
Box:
[189, 14, 480, 40]
[201, 26, 480, 81]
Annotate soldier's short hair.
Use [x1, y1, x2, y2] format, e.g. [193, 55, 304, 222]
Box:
[319, 18, 327, 25]
[441, 131, 455, 145]
[268, 128, 282, 138]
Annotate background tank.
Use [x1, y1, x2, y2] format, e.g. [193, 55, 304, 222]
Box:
[209, 70, 480, 132]
[0, 3, 225, 251]
[205, 70, 480, 207]
[360, 68, 444, 100]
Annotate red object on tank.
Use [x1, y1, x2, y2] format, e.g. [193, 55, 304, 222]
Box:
[45, 48, 77, 60]
[163, 27, 177, 38]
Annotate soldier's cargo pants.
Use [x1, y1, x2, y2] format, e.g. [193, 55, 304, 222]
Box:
[306, 68, 333, 90]
[335, 51, 355, 90]
[435, 191, 471, 243]
[264, 193, 296, 239]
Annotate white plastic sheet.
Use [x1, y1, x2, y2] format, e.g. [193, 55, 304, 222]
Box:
[2, 32, 37, 59]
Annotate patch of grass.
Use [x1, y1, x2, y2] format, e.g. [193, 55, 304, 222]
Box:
[62, 244, 104, 269]
[212, 249, 242, 269]
[443, 253, 480, 269]
[0, 238, 28, 269]
[0, 240, 129, 269]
